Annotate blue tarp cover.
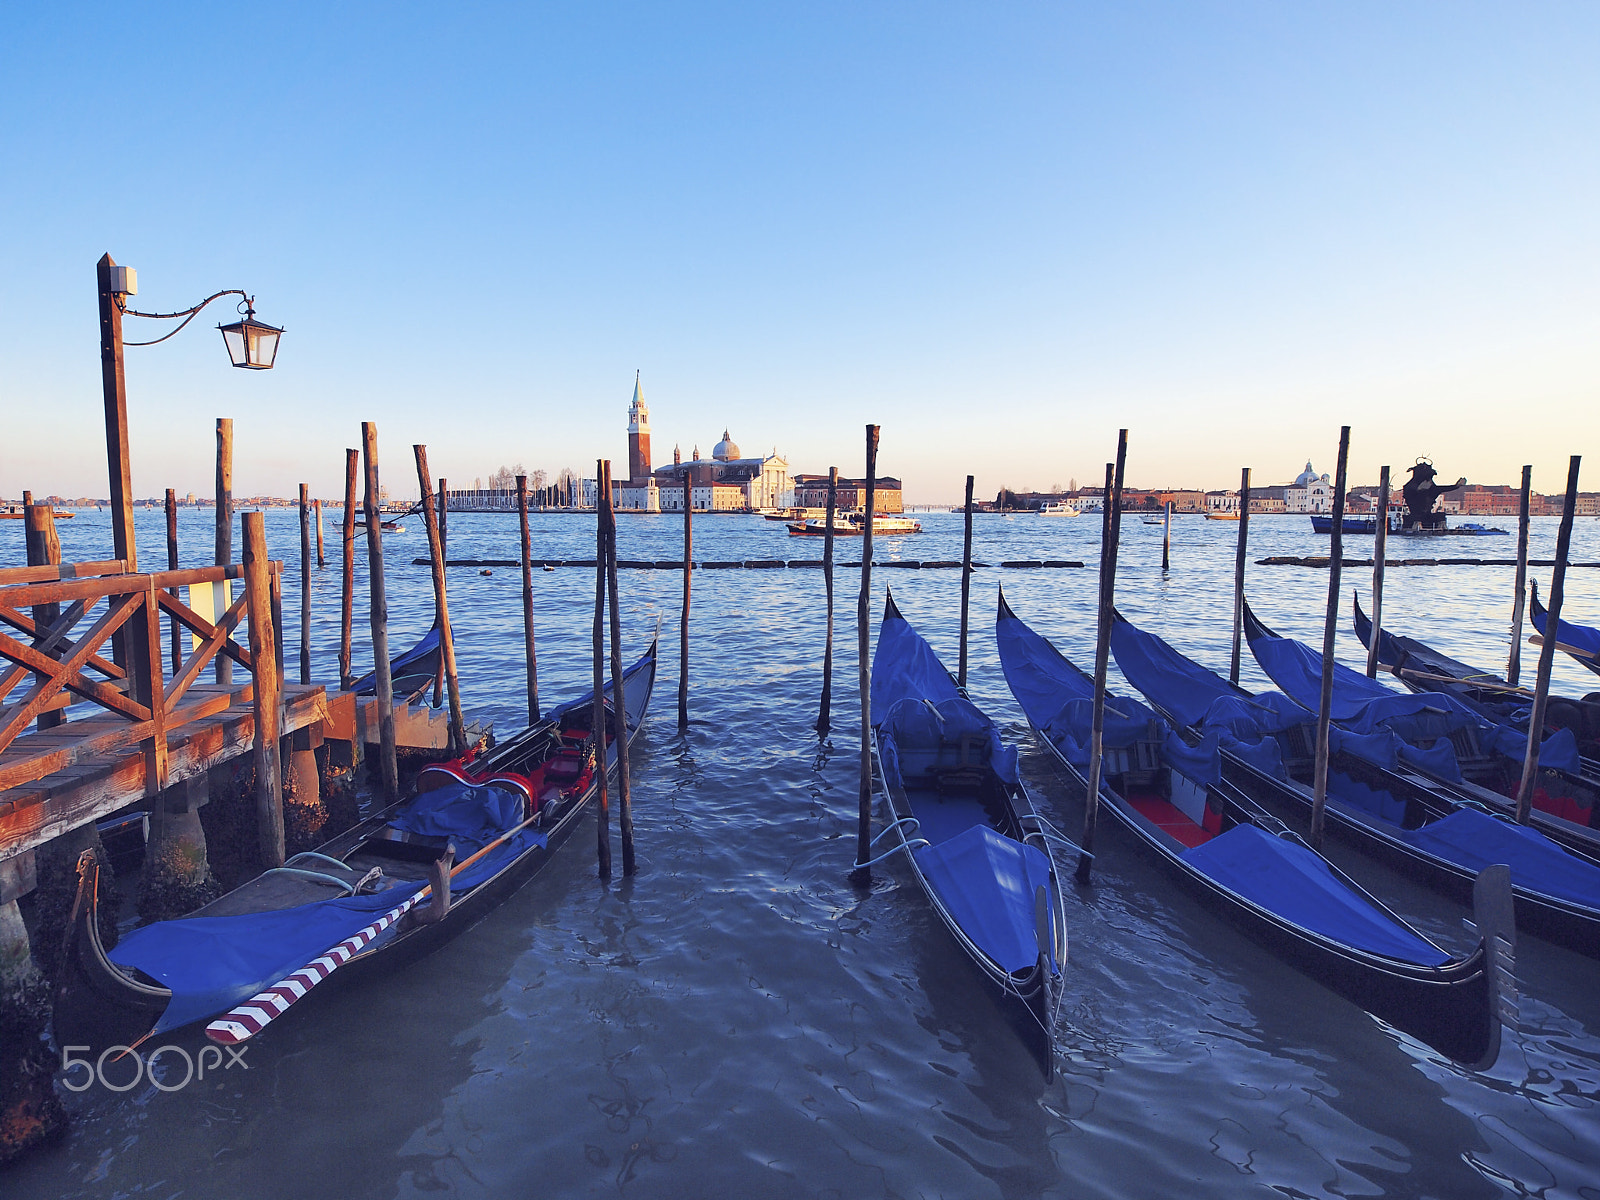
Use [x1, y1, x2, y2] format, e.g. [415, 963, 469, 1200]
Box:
[1532, 597, 1600, 659]
[1106, 618, 1298, 779]
[1399, 808, 1600, 911]
[878, 696, 1021, 793]
[871, 608, 961, 719]
[996, 608, 1157, 771]
[1250, 618, 1581, 775]
[110, 780, 546, 1034]
[914, 824, 1056, 973]
[1182, 823, 1452, 966]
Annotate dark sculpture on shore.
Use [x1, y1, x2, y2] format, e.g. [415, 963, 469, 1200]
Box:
[1400, 459, 1465, 532]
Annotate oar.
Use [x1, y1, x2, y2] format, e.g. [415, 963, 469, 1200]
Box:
[204, 800, 551, 1045]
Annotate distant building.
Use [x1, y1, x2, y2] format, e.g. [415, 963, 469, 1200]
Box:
[1246, 486, 1287, 513]
[793, 475, 904, 513]
[1284, 462, 1334, 513]
[609, 375, 793, 512]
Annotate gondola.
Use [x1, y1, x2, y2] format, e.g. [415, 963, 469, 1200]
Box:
[346, 620, 444, 705]
[1353, 593, 1600, 775]
[995, 592, 1513, 1068]
[54, 637, 657, 1054]
[1243, 599, 1600, 860]
[869, 592, 1066, 1076]
[1109, 608, 1600, 957]
[1531, 580, 1600, 682]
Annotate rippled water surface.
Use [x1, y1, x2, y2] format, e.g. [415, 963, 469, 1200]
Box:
[6, 506, 1599, 1199]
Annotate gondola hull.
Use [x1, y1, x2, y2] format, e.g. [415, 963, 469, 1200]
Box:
[997, 593, 1511, 1069]
[54, 643, 656, 1053]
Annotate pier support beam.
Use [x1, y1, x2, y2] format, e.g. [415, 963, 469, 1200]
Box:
[0, 847, 64, 1163]
[139, 774, 219, 922]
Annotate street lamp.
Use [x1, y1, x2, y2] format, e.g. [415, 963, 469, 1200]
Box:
[217, 304, 283, 370]
[96, 253, 283, 576]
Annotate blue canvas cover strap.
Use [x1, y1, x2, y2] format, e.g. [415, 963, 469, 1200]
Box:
[1181, 823, 1451, 966]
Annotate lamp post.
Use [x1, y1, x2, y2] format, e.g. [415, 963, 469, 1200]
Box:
[96, 253, 282, 659]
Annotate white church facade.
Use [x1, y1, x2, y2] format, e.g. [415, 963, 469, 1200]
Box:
[610, 376, 793, 512]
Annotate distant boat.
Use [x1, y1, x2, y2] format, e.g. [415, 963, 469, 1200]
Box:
[380, 520, 405, 533]
[1204, 511, 1240, 521]
[1037, 501, 1079, 517]
[786, 512, 922, 537]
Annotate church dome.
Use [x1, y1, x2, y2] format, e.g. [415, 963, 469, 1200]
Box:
[712, 430, 740, 461]
[1293, 461, 1319, 488]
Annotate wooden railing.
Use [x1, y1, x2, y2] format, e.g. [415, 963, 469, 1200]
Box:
[0, 558, 281, 793]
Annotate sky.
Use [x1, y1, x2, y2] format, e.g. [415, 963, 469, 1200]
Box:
[1, 3, 1596, 505]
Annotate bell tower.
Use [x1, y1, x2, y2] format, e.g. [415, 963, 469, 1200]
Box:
[627, 371, 652, 483]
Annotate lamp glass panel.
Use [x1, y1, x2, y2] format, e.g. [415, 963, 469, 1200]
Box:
[221, 325, 247, 367]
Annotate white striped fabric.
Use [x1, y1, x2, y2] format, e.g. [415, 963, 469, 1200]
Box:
[204, 891, 423, 1044]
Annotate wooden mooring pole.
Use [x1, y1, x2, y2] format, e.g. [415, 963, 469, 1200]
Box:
[606, 480, 636, 876]
[1365, 465, 1390, 678]
[215, 418, 234, 685]
[23, 504, 63, 732]
[817, 467, 838, 733]
[415, 445, 466, 755]
[314, 498, 326, 568]
[592, 460, 613, 879]
[242, 510, 284, 867]
[1515, 455, 1581, 824]
[1078, 431, 1128, 884]
[1162, 500, 1171, 572]
[299, 483, 312, 685]
[165, 488, 182, 673]
[433, 477, 448, 709]
[855, 427, 880, 877]
[1310, 427, 1351, 851]
[1507, 465, 1533, 687]
[362, 423, 398, 799]
[339, 448, 358, 689]
[679, 468, 691, 731]
[516, 474, 539, 723]
[1229, 467, 1251, 684]
[958, 474, 975, 691]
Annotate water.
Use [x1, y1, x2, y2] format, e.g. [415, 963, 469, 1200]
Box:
[6, 506, 1599, 1199]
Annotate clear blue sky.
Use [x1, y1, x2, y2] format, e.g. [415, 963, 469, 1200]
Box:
[2, 4, 1596, 504]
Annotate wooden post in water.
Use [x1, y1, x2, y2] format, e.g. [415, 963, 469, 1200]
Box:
[605, 482, 637, 877]
[1310, 427, 1351, 851]
[165, 488, 182, 673]
[516, 475, 539, 723]
[433, 477, 449, 709]
[855, 427, 881, 876]
[215, 418, 234, 685]
[679, 468, 692, 731]
[242, 511, 284, 867]
[1229, 467, 1251, 684]
[362, 423, 399, 799]
[298, 483, 312, 685]
[592, 460, 613, 879]
[958, 474, 975, 691]
[1161, 500, 1171, 572]
[339, 448, 358, 689]
[437, 478, 448, 560]
[1507, 465, 1533, 687]
[1515, 455, 1581, 824]
[314, 499, 326, 568]
[817, 467, 838, 733]
[414, 445, 467, 755]
[1365, 465, 1391, 678]
[24, 505, 64, 731]
[1078, 432, 1128, 884]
